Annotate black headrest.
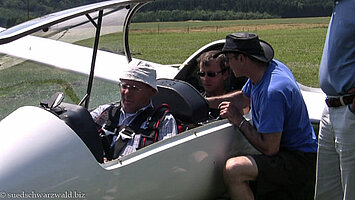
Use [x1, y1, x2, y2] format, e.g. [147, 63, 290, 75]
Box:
[152, 79, 209, 124]
[59, 103, 103, 163]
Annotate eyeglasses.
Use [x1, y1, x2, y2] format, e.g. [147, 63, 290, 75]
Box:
[197, 70, 225, 78]
[119, 82, 143, 92]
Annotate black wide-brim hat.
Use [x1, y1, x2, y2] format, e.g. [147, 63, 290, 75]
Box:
[216, 32, 274, 63]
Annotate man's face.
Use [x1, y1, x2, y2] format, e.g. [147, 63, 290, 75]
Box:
[198, 60, 228, 97]
[226, 53, 241, 77]
[120, 79, 155, 113]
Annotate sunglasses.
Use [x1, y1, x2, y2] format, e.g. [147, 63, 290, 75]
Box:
[197, 70, 225, 78]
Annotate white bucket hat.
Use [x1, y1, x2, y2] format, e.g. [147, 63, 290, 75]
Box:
[119, 60, 158, 91]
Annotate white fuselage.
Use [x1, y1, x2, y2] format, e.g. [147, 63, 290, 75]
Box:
[0, 106, 259, 200]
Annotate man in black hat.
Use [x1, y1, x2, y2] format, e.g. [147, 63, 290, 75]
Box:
[208, 32, 317, 199]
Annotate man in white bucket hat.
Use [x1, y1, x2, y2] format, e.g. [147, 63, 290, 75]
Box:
[91, 60, 177, 160]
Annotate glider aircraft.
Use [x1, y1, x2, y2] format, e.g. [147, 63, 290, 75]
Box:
[0, 0, 326, 199]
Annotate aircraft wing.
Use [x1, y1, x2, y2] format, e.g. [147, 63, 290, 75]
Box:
[0, 34, 178, 83]
[299, 84, 326, 124]
[0, 0, 179, 119]
[0, 0, 178, 84]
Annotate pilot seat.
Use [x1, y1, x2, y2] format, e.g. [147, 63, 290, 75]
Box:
[152, 78, 209, 131]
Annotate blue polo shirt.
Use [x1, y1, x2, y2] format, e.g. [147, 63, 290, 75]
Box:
[319, 0, 355, 96]
[243, 60, 318, 153]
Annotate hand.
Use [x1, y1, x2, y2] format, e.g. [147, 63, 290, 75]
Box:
[218, 101, 244, 125]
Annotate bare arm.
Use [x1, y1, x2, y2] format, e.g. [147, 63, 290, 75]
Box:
[207, 90, 250, 113]
[219, 101, 281, 155]
[240, 120, 281, 156]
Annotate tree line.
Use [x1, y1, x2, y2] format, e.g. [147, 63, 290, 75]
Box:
[133, 10, 276, 22]
[0, 0, 334, 28]
[141, 0, 333, 18]
[0, 0, 100, 28]
[137, 0, 333, 22]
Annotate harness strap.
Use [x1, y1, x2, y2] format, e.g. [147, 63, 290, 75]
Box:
[104, 104, 121, 132]
[95, 102, 170, 160]
[95, 103, 120, 160]
[112, 107, 154, 159]
[140, 104, 170, 147]
[94, 103, 120, 132]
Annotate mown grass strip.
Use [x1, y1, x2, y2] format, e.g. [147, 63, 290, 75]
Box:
[0, 79, 80, 104]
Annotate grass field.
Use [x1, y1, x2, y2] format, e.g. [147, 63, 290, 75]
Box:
[76, 17, 329, 87]
[127, 17, 329, 87]
[0, 17, 330, 120]
[130, 17, 329, 32]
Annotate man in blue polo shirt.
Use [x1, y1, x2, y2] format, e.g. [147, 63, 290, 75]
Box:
[208, 32, 317, 199]
[315, 0, 355, 199]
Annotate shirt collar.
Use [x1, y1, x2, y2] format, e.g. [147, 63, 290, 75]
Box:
[120, 101, 154, 119]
